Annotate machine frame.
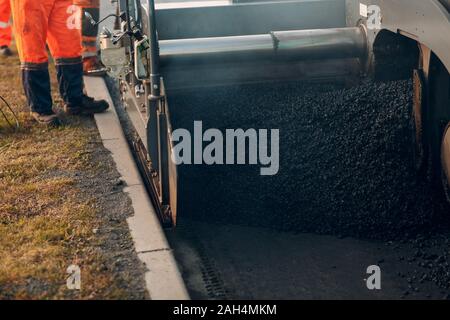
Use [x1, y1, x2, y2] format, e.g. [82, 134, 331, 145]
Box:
[103, 0, 450, 226]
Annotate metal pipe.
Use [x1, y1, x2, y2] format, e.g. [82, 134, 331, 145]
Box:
[159, 27, 366, 67]
[146, 0, 161, 98]
[274, 27, 367, 60]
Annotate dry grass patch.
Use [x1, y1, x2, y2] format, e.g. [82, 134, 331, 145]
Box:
[0, 47, 146, 299]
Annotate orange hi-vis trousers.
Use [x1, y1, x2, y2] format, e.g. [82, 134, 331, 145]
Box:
[11, 0, 82, 65]
[10, 0, 84, 114]
[73, 0, 99, 58]
[0, 0, 11, 47]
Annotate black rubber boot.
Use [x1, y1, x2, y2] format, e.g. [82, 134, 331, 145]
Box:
[55, 58, 108, 115]
[64, 95, 109, 115]
[55, 58, 84, 107]
[22, 63, 55, 120]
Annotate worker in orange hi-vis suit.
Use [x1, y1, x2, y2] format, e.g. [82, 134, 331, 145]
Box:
[73, 0, 107, 76]
[0, 0, 12, 56]
[10, 0, 109, 126]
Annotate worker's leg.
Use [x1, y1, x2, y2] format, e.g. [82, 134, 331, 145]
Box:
[10, 0, 54, 117]
[73, 0, 98, 58]
[46, 0, 84, 107]
[47, 0, 108, 114]
[73, 0, 105, 76]
[0, 0, 12, 50]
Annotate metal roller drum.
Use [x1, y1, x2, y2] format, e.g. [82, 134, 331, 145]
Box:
[159, 27, 367, 67]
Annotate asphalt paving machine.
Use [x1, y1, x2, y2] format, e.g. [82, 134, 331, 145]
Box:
[96, 0, 450, 226]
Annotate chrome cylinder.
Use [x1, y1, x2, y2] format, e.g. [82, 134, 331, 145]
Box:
[273, 27, 367, 60]
[159, 27, 366, 66]
[160, 34, 275, 66]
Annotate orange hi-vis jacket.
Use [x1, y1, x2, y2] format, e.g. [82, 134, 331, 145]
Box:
[0, 0, 11, 47]
[10, 0, 82, 65]
[73, 0, 99, 58]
